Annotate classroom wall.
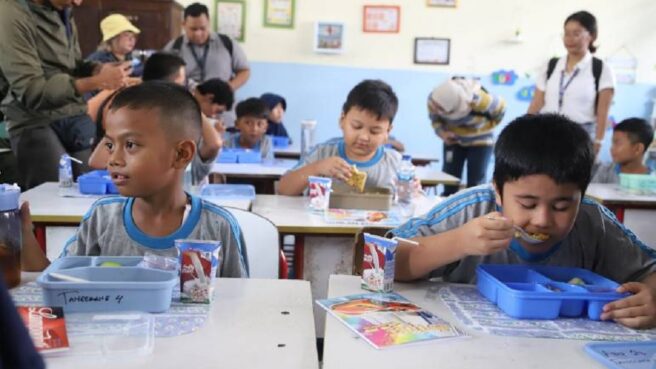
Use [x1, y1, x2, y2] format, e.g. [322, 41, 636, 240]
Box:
[177, 0, 656, 174]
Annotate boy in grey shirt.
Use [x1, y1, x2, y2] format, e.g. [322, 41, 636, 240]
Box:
[222, 97, 273, 160]
[392, 114, 656, 329]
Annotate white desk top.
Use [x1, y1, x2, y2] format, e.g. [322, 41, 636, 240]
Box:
[21, 182, 252, 224]
[322, 275, 602, 369]
[586, 183, 656, 207]
[35, 277, 319, 369]
[252, 195, 441, 234]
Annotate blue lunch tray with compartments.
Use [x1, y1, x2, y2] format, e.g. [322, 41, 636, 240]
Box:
[476, 264, 627, 320]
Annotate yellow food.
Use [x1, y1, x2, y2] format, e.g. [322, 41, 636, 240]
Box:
[346, 165, 367, 192]
[100, 261, 122, 267]
[529, 232, 550, 241]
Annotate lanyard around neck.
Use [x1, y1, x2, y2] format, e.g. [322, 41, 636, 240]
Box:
[558, 67, 580, 111]
[188, 42, 210, 81]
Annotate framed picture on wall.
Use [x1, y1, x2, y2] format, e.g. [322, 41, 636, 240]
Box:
[215, 0, 246, 41]
[363, 5, 400, 33]
[414, 37, 450, 65]
[314, 22, 344, 54]
[263, 0, 295, 28]
[427, 0, 457, 7]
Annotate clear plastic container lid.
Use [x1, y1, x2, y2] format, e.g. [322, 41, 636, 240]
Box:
[0, 183, 20, 212]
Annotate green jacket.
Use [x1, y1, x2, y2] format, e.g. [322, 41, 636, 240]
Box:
[0, 0, 92, 135]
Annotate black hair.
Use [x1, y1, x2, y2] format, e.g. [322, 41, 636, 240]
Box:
[92, 89, 122, 150]
[184, 3, 209, 19]
[235, 97, 269, 119]
[196, 78, 235, 110]
[614, 118, 654, 153]
[108, 81, 202, 141]
[565, 11, 598, 53]
[342, 79, 398, 124]
[493, 114, 594, 196]
[142, 52, 186, 82]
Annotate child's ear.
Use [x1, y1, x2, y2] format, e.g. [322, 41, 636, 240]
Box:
[173, 140, 196, 169]
[339, 112, 346, 130]
[493, 182, 503, 206]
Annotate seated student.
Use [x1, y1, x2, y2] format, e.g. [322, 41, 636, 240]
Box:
[278, 79, 401, 196]
[391, 113, 656, 328]
[223, 98, 273, 159]
[65, 82, 247, 277]
[260, 93, 290, 140]
[592, 118, 654, 183]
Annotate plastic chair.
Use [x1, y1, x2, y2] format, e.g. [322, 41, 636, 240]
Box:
[352, 227, 388, 276]
[224, 207, 288, 279]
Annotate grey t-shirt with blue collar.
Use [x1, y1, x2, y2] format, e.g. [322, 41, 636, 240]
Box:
[390, 185, 656, 284]
[592, 162, 652, 184]
[223, 133, 272, 160]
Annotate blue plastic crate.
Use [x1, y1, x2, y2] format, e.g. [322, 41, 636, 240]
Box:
[78, 170, 119, 195]
[217, 149, 239, 163]
[200, 184, 256, 200]
[237, 149, 262, 163]
[272, 136, 290, 148]
[476, 264, 626, 320]
[37, 256, 177, 313]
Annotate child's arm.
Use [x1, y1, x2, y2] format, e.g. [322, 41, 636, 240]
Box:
[278, 157, 353, 196]
[395, 212, 513, 281]
[19, 202, 50, 272]
[601, 273, 656, 329]
[198, 114, 223, 161]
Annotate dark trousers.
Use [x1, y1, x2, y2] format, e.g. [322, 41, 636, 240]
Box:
[9, 115, 94, 190]
[442, 144, 493, 196]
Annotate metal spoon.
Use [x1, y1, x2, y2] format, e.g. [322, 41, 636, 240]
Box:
[512, 226, 548, 245]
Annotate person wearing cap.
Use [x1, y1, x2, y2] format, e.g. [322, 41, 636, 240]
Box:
[260, 92, 290, 140]
[87, 13, 143, 76]
[0, 0, 132, 190]
[428, 77, 506, 196]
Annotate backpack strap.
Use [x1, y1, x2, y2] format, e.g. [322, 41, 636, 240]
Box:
[171, 33, 233, 58]
[171, 35, 184, 54]
[546, 57, 559, 82]
[592, 57, 603, 112]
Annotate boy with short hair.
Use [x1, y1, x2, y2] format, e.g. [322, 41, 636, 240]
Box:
[66, 82, 248, 277]
[223, 97, 273, 160]
[278, 79, 401, 196]
[392, 114, 656, 328]
[260, 93, 290, 140]
[592, 118, 654, 183]
[142, 52, 187, 85]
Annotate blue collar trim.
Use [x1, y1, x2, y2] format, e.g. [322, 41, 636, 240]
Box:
[337, 140, 384, 168]
[495, 204, 561, 262]
[232, 133, 261, 150]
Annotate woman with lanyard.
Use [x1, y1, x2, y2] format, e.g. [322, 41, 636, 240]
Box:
[527, 10, 615, 156]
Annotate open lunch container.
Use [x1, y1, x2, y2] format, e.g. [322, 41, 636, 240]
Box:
[37, 256, 177, 313]
[329, 186, 393, 211]
[476, 264, 626, 320]
[200, 183, 256, 201]
[217, 148, 262, 164]
[77, 170, 119, 195]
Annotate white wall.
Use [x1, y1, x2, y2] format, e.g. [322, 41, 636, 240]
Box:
[177, 0, 656, 83]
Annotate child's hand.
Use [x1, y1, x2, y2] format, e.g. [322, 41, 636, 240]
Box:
[601, 282, 656, 328]
[20, 201, 34, 234]
[459, 211, 513, 256]
[314, 157, 352, 182]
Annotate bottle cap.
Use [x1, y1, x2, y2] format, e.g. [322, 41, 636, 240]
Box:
[0, 184, 20, 212]
[301, 119, 317, 128]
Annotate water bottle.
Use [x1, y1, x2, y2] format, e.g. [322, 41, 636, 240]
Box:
[0, 184, 22, 288]
[263, 135, 276, 165]
[300, 119, 317, 159]
[58, 154, 73, 188]
[396, 155, 416, 217]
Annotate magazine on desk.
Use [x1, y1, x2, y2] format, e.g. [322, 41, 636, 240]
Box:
[317, 292, 466, 349]
[17, 306, 70, 354]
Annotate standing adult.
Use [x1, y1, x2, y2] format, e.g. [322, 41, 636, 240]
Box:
[527, 10, 615, 156]
[0, 0, 131, 190]
[428, 77, 506, 196]
[163, 2, 250, 127]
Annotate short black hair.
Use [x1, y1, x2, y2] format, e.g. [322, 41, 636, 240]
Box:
[196, 78, 234, 110]
[342, 79, 398, 124]
[614, 118, 654, 153]
[184, 3, 209, 19]
[493, 114, 594, 195]
[108, 81, 202, 142]
[565, 11, 598, 53]
[142, 52, 185, 82]
[236, 98, 269, 119]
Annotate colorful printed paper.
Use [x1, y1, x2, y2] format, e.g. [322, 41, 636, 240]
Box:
[323, 208, 403, 226]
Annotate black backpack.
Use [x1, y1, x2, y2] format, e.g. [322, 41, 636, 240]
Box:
[546, 56, 603, 110]
[171, 33, 233, 59]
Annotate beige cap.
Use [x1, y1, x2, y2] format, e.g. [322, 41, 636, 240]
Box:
[100, 14, 140, 42]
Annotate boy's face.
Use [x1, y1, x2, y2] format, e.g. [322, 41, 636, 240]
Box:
[196, 93, 226, 118]
[236, 116, 268, 147]
[495, 174, 582, 254]
[611, 131, 643, 165]
[104, 107, 184, 197]
[339, 107, 391, 160]
[268, 103, 284, 123]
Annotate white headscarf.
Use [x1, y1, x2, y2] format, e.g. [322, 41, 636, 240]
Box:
[429, 78, 480, 120]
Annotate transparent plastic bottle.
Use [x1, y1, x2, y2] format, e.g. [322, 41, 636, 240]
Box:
[300, 119, 317, 159]
[396, 155, 416, 217]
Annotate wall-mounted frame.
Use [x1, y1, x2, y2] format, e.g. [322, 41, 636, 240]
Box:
[427, 0, 458, 7]
[363, 5, 400, 33]
[215, 0, 246, 41]
[414, 37, 450, 65]
[314, 22, 344, 54]
[263, 0, 295, 29]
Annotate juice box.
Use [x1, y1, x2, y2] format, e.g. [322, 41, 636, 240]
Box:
[175, 240, 221, 303]
[361, 234, 398, 293]
[308, 176, 332, 211]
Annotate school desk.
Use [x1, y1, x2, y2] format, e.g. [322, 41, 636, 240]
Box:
[322, 274, 602, 369]
[273, 144, 440, 167]
[20, 182, 253, 257]
[586, 183, 656, 247]
[19, 273, 319, 369]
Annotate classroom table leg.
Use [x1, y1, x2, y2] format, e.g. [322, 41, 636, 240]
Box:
[608, 206, 625, 223]
[294, 235, 304, 279]
[34, 224, 46, 252]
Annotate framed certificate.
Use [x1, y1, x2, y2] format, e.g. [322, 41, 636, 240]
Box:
[314, 22, 345, 54]
[264, 0, 295, 28]
[363, 5, 400, 33]
[414, 37, 450, 65]
[215, 0, 246, 41]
